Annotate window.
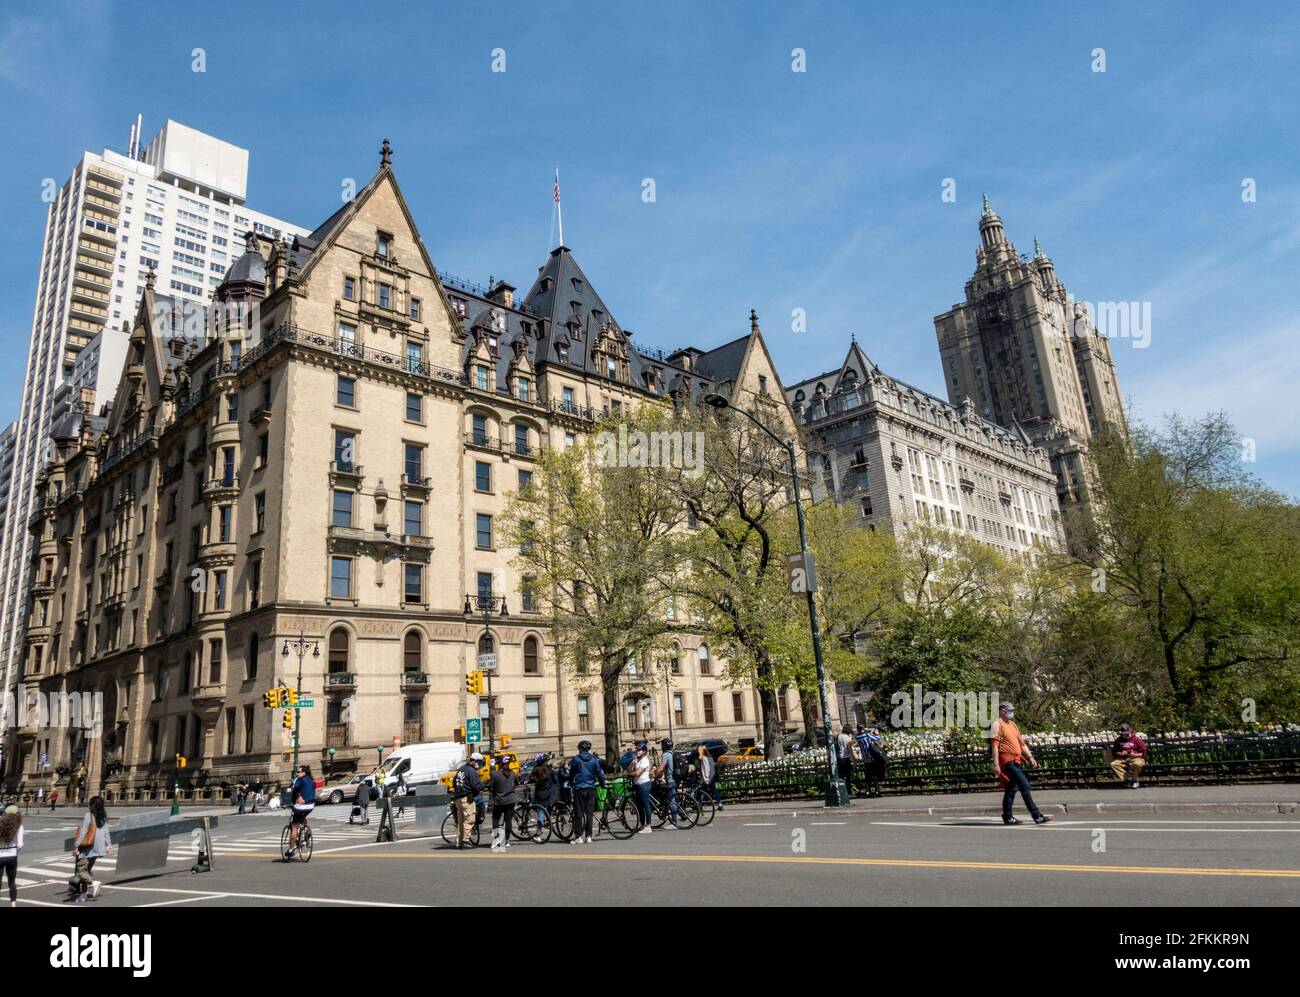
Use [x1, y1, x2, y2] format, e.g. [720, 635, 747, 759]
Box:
[242, 705, 254, 753]
[477, 572, 494, 600]
[246, 633, 259, 680]
[525, 697, 540, 735]
[334, 430, 356, 471]
[698, 644, 711, 675]
[524, 636, 540, 674]
[521, 575, 538, 612]
[337, 376, 356, 407]
[517, 377, 530, 402]
[218, 505, 232, 542]
[518, 469, 535, 492]
[673, 693, 684, 726]
[758, 374, 768, 396]
[577, 696, 590, 732]
[514, 424, 529, 455]
[222, 447, 236, 485]
[403, 563, 423, 604]
[471, 414, 488, 446]
[225, 708, 236, 755]
[258, 433, 269, 467]
[409, 298, 421, 321]
[338, 321, 357, 353]
[330, 557, 352, 599]
[406, 342, 422, 373]
[209, 639, 223, 683]
[325, 628, 350, 674]
[254, 493, 266, 533]
[332, 490, 353, 527]
[670, 645, 682, 675]
[209, 570, 226, 610]
[404, 443, 423, 482]
[732, 692, 744, 722]
[406, 392, 421, 421]
[702, 693, 715, 725]
[475, 461, 491, 492]
[476, 514, 493, 549]
[475, 365, 489, 391]
[376, 233, 391, 258]
[378, 283, 391, 310]
[343, 276, 355, 300]
[562, 386, 575, 411]
[403, 500, 422, 537]
[404, 631, 422, 672]
[226, 393, 238, 422]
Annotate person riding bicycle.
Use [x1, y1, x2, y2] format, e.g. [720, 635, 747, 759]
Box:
[655, 738, 680, 828]
[451, 752, 485, 850]
[569, 740, 605, 844]
[284, 764, 316, 860]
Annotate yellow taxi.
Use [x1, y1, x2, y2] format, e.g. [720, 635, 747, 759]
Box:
[438, 750, 521, 791]
[718, 746, 765, 767]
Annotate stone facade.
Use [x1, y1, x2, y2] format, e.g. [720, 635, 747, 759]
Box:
[4, 146, 822, 796]
[788, 341, 1065, 555]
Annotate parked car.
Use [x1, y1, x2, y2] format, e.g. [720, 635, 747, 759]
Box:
[674, 738, 729, 763]
[783, 729, 828, 754]
[718, 746, 765, 767]
[318, 773, 375, 805]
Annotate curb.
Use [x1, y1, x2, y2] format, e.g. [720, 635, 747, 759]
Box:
[717, 801, 1300, 818]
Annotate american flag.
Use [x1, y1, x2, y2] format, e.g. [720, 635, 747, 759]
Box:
[553, 168, 561, 204]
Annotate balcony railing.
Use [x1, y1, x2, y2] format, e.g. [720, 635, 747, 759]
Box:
[241, 323, 468, 387]
[326, 672, 357, 690]
[548, 398, 598, 421]
[401, 672, 429, 690]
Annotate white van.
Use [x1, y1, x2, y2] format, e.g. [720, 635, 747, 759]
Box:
[373, 741, 466, 794]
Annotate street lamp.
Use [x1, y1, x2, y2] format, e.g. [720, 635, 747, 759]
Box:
[703, 392, 850, 807]
[281, 630, 320, 776]
[464, 592, 508, 754]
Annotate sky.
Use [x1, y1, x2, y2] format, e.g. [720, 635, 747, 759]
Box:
[1, 0, 1296, 496]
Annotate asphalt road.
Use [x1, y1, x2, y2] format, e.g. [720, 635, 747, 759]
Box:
[8, 803, 1300, 907]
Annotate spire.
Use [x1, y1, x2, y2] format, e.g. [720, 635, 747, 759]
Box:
[982, 192, 990, 213]
[144, 267, 156, 291]
[380, 138, 392, 168]
[978, 194, 1007, 249]
[1033, 236, 1043, 258]
[749, 309, 760, 333]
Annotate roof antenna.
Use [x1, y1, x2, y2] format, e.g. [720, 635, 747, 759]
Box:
[554, 166, 564, 248]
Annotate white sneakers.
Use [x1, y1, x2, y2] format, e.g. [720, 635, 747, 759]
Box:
[638, 827, 653, 834]
[90, 881, 101, 898]
[585, 835, 593, 843]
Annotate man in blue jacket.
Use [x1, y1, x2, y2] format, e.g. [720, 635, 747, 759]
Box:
[568, 740, 605, 844]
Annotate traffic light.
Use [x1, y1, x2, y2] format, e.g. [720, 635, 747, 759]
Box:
[466, 670, 483, 695]
[175, 754, 187, 769]
[262, 688, 282, 709]
[281, 709, 294, 730]
[285, 687, 299, 707]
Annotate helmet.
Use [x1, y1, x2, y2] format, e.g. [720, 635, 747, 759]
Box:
[578, 740, 592, 752]
[636, 741, 649, 752]
[533, 754, 548, 765]
[470, 752, 484, 762]
[660, 739, 673, 750]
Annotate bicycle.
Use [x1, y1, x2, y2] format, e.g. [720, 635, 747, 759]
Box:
[648, 783, 702, 829]
[280, 816, 314, 862]
[683, 782, 716, 827]
[510, 790, 555, 844]
[440, 798, 485, 848]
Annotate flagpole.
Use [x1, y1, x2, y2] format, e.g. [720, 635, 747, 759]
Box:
[555, 166, 564, 247]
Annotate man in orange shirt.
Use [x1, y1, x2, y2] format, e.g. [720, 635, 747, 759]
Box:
[990, 702, 1052, 826]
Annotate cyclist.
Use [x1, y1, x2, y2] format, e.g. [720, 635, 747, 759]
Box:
[569, 740, 604, 844]
[451, 752, 485, 849]
[656, 738, 680, 828]
[529, 754, 558, 840]
[284, 764, 316, 860]
[631, 741, 654, 834]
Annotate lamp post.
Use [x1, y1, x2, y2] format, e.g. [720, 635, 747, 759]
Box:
[703, 393, 850, 807]
[281, 630, 320, 776]
[463, 592, 508, 755]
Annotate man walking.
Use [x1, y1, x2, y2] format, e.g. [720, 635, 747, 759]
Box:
[1109, 723, 1148, 788]
[352, 776, 372, 825]
[990, 702, 1052, 825]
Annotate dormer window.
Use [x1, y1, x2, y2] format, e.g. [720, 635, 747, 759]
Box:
[572, 279, 583, 292]
[539, 277, 553, 292]
[557, 345, 569, 363]
[607, 357, 617, 380]
[376, 232, 391, 259]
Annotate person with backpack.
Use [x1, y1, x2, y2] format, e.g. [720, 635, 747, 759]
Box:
[853, 724, 886, 798]
[568, 740, 605, 844]
[529, 756, 559, 840]
[451, 753, 485, 849]
[697, 744, 722, 810]
[352, 776, 372, 825]
[0, 805, 23, 907]
[655, 738, 680, 828]
[70, 795, 110, 902]
[490, 758, 518, 848]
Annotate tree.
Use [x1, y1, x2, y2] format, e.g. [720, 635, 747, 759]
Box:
[501, 407, 686, 762]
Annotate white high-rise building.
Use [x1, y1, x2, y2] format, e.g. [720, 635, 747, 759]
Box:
[0, 119, 306, 734]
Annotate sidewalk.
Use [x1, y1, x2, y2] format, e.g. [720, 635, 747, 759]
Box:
[716, 782, 1300, 818]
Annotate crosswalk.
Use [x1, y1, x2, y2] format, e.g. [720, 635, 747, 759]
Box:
[13, 807, 423, 889]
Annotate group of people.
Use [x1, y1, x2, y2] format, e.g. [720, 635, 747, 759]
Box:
[0, 794, 111, 906]
[834, 723, 889, 798]
[351, 772, 409, 824]
[447, 738, 724, 848]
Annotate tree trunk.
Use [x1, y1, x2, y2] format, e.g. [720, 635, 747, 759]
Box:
[799, 683, 822, 740]
[601, 663, 622, 767]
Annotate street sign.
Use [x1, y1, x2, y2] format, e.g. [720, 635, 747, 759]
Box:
[476, 653, 497, 671]
[465, 717, 483, 742]
[786, 551, 817, 594]
[296, 699, 315, 708]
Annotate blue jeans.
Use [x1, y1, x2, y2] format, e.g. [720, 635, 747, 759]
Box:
[1001, 762, 1042, 821]
[664, 780, 678, 823]
[636, 782, 653, 825]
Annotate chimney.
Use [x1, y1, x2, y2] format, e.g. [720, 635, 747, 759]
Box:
[486, 279, 515, 309]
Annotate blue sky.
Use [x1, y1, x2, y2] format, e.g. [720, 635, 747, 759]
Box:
[2, 0, 1296, 495]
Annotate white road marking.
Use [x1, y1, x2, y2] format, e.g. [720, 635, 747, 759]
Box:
[869, 820, 1300, 833]
[96, 882, 425, 906]
[811, 822, 847, 826]
[743, 822, 777, 827]
[137, 894, 227, 907]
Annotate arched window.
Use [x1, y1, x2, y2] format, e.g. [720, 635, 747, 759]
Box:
[477, 632, 494, 657]
[403, 631, 422, 673]
[670, 642, 682, 675]
[698, 644, 710, 676]
[328, 628, 350, 673]
[523, 635, 540, 675]
[246, 633, 259, 680]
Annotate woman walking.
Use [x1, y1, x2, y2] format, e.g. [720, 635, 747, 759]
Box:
[0, 805, 23, 907]
[70, 795, 111, 902]
[490, 759, 518, 848]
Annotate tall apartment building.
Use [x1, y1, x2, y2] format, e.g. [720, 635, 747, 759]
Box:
[0, 120, 306, 736]
[788, 340, 1065, 557]
[4, 144, 819, 795]
[933, 198, 1125, 520]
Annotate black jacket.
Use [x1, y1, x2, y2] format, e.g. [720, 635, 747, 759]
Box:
[491, 768, 518, 805]
[354, 781, 372, 805]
